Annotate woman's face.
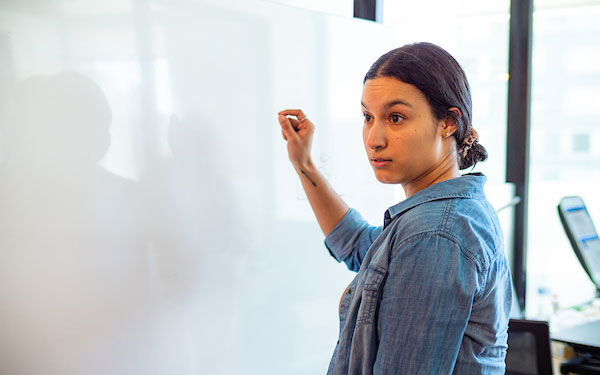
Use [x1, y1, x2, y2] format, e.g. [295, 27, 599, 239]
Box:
[361, 76, 451, 185]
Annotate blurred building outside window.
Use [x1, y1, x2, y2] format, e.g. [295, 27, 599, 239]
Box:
[527, 0, 600, 324]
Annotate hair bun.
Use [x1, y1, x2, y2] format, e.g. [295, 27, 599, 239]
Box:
[459, 141, 488, 170]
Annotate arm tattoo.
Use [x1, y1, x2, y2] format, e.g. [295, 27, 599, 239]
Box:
[300, 169, 317, 187]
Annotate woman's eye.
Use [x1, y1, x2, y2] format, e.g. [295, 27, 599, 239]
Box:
[390, 114, 403, 123]
[363, 113, 372, 122]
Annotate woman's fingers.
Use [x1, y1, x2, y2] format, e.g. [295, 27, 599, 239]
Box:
[277, 109, 314, 166]
[288, 117, 301, 131]
[278, 114, 297, 141]
[278, 109, 314, 144]
[278, 109, 308, 122]
[278, 113, 307, 134]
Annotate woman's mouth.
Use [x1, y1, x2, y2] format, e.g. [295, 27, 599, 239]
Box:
[370, 158, 392, 168]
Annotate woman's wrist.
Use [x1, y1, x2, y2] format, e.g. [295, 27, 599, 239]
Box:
[293, 158, 316, 174]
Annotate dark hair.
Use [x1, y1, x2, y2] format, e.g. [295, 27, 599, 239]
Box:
[364, 42, 487, 170]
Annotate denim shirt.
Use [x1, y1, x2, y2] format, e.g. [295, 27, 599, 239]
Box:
[324, 173, 512, 375]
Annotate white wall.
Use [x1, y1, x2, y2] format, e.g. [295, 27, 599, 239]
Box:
[0, 1, 513, 374]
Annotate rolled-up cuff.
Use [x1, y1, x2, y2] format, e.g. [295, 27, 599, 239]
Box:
[324, 208, 364, 262]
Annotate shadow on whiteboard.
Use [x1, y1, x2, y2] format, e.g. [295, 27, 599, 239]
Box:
[0, 72, 247, 374]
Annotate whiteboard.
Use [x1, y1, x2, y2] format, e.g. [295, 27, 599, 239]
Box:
[0, 1, 512, 374]
[0, 1, 399, 373]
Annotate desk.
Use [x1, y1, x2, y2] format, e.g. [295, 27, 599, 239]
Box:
[552, 320, 600, 374]
[553, 319, 600, 351]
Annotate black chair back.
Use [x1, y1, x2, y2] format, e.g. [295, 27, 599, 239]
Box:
[506, 319, 553, 375]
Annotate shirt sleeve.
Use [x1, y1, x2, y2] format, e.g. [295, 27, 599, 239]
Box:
[324, 208, 383, 272]
[373, 233, 482, 374]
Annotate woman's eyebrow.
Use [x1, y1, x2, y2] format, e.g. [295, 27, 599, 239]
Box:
[360, 99, 414, 110]
[384, 99, 413, 109]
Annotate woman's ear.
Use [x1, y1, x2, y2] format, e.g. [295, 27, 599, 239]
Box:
[440, 107, 461, 137]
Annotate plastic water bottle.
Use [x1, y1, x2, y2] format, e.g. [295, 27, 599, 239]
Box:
[537, 286, 553, 320]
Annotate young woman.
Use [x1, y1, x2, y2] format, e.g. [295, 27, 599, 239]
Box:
[278, 42, 512, 374]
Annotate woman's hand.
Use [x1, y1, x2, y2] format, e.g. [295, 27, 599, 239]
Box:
[277, 109, 349, 235]
[277, 109, 314, 168]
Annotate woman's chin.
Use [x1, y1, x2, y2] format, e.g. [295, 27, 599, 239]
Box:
[373, 170, 401, 185]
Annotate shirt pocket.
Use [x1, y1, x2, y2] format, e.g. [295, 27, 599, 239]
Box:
[356, 264, 387, 325]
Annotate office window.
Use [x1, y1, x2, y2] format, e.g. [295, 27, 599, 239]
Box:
[572, 133, 590, 153]
[527, 1, 600, 318]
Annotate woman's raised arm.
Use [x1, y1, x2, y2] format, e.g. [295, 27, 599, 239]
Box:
[277, 109, 349, 236]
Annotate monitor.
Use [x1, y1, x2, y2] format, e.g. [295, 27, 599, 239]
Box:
[558, 196, 600, 292]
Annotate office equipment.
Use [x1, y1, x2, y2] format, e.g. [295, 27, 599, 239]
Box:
[506, 319, 553, 375]
[552, 320, 600, 374]
[558, 196, 600, 296]
[555, 198, 600, 373]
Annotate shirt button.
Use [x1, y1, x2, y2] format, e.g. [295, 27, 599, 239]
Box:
[348, 288, 351, 294]
[337, 340, 340, 344]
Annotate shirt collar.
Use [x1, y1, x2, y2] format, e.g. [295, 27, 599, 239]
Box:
[383, 173, 487, 228]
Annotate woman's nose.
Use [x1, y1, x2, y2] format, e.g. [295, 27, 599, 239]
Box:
[366, 121, 387, 150]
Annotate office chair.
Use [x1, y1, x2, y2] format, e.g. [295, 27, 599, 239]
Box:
[506, 319, 553, 375]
